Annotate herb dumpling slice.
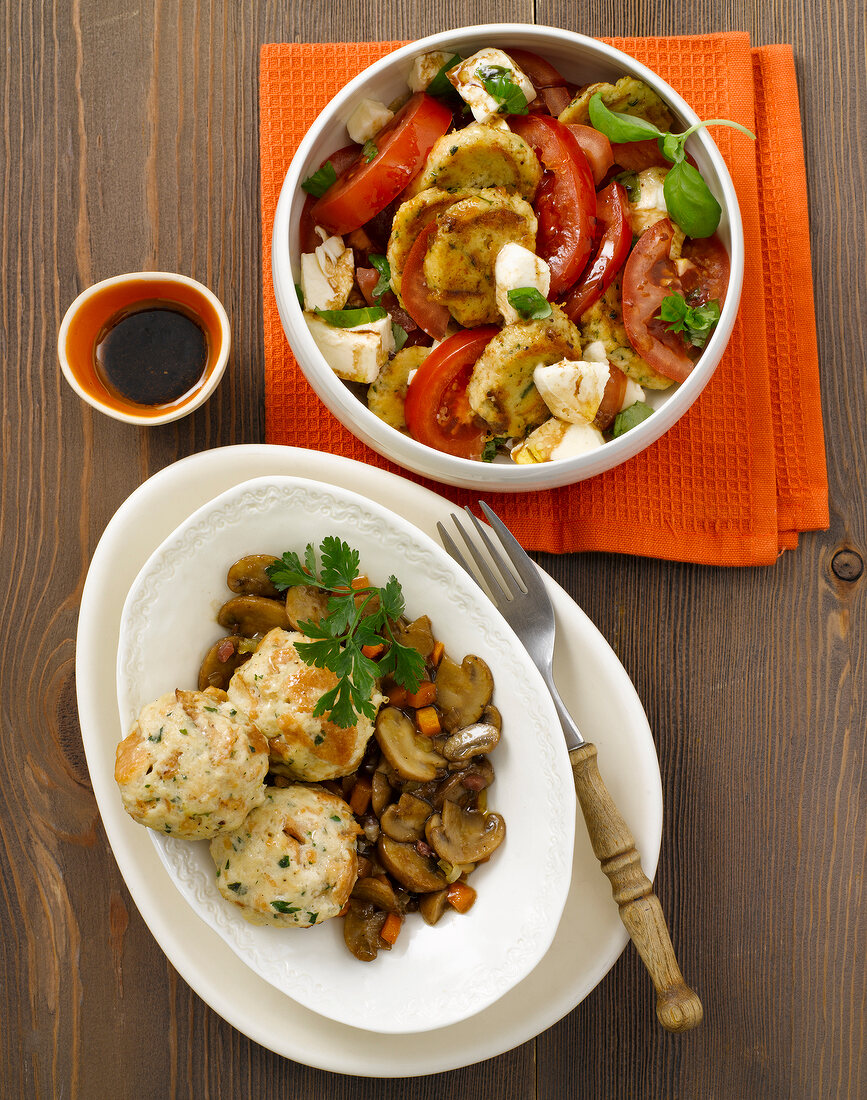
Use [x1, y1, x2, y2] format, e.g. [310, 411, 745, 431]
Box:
[210, 784, 360, 928]
[559, 75, 674, 131]
[114, 688, 269, 839]
[387, 186, 476, 301]
[403, 121, 542, 201]
[467, 304, 584, 436]
[227, 628, 383, 781]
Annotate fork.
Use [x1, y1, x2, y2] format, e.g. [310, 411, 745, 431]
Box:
[438, 502, 703, 1033]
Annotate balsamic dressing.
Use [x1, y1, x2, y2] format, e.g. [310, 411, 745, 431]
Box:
[94, 303, 208, 407]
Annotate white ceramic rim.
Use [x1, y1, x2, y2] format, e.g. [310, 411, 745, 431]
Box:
[75, 444, 663, 1075]
[57, 271, 231, 425]
[272, 24, 745, 492]
[114, 472, 575, 1033]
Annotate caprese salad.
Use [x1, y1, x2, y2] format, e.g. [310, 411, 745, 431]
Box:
[295, 46, 749, 463]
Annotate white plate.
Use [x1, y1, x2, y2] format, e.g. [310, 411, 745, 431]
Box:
[77, 446, 662, 1073]
[116, 475, 574, 1033]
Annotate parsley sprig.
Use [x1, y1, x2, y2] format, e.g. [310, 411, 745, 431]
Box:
[266, 537, 425, 729]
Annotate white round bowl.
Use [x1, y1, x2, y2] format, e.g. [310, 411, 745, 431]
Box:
[272, 24, 744, 492]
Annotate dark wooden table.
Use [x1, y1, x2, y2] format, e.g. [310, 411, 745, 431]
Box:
[3, 1, 864, 1096]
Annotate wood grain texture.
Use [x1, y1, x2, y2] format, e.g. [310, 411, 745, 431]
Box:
[1, 0, 864, 1096]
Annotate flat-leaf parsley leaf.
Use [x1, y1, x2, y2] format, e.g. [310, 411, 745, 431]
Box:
[266, 539, 426, 729]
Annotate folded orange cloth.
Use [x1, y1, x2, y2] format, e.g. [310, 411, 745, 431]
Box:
[259, 33, 828, 564]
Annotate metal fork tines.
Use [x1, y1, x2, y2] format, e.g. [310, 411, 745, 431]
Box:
[437, 503, 584, 752]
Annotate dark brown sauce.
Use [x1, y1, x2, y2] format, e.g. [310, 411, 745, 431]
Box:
[94, 302, 208, 407]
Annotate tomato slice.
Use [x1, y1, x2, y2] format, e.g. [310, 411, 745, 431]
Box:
[310, 94, 453, 236]
[564, 124, 614, 186]
[563, 181, 631, 320]
[298, 145, 361, 253]
[610, 138, 671, 173]
[404, 327, 498, 459]
[592, 364, 628, 431]
[679, 234, 730, 308]
[510, 114, 596, 298]
[621, 218, 694, 383]
[400, 221, 451, 339]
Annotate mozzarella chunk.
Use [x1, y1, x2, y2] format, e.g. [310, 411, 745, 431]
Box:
[620, 378, 646, 411]
[407, 50, 454, 92]
[300, 234, 354, 311]
[512, 417, 605, 463]
[346, 97, 394, 145]
[582, 339, 608, 364]
[305, 312, 395, 384]
[495, 243, 551, 324]
[448, 48, 536, 124]
[533, 358, 610, 424]
[627, 166, 669, 237]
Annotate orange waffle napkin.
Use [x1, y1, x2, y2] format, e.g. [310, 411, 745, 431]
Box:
[259, 33, 828, 565]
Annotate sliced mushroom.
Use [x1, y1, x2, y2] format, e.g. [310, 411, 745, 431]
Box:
[351, 876, 398, 912]
[343, 900, 389, 962]
[434, 654, 494, 732]
[371, 769, 394, 817]
[284, 584, 330, 630]
[380, 792, 432, 843]
[443, 721, 500, 762]
[426, 799, 506, 865]
[377, 834, 448, 893]
[197, 635, 252, 691]
[397, 615, 435, 659]
[418, 889, 450, 926]
[374, 706, 446, 782]
[482, 703, 502, 731]
[217, 595, 288, 637]
[226, 554, 281, 598]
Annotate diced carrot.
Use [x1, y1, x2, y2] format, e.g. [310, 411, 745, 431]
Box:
[380, 912, 402, 945]
[415, 706, 441, 737]
[349, 774, 372, 815]
[431, 640, 445, 667]
[407, 680, 437, 708]
[351, 575, 370, 590]
[386, 684, 408, 708]
[446, 881, 477, 914]
[361, 642, 386, 659]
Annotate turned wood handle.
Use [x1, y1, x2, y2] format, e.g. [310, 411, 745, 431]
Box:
[569, 742, 703, 1032]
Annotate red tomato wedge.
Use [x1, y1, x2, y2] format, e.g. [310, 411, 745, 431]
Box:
[510, 114, 596, 298]
[506, 48, 567, 89]
[592, 364, 628, 431]
[404, 327, 498, 459]
[564, 124, 614, 186]
[563, 181, 631, 321]
[298, 145, 360, 253]
[400, 221, 451, 339]
[310, 94, 452, 236]
[621, 218, 694, 383]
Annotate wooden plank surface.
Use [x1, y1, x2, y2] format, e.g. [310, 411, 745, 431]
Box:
[1, 0, 864, 1096]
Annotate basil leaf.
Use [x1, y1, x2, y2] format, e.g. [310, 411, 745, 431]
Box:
[612, 401, 654, 438]
[314, 306, 388, 327]
[658, 293, 721, 348]
[588, 93, 663, 143]
[481, 437, 508, 462]
[426, 53, 463, 98]
[391, 322, 408, 352]
[506, 286, 552, 320]
[301, 160, 337, 198]
[294, 282, 304, 308]
[660, 131, 684, 164]
[369, 254, 391, 301]
[476, 64, 529, 116]
[362, 139, 378, 163]
[663, 160, 721, 238]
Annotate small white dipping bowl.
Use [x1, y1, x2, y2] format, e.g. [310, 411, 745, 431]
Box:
[272, 24, 744, 492]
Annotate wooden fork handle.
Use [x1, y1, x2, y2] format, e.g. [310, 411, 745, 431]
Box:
[569, 742, 703, 1032]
